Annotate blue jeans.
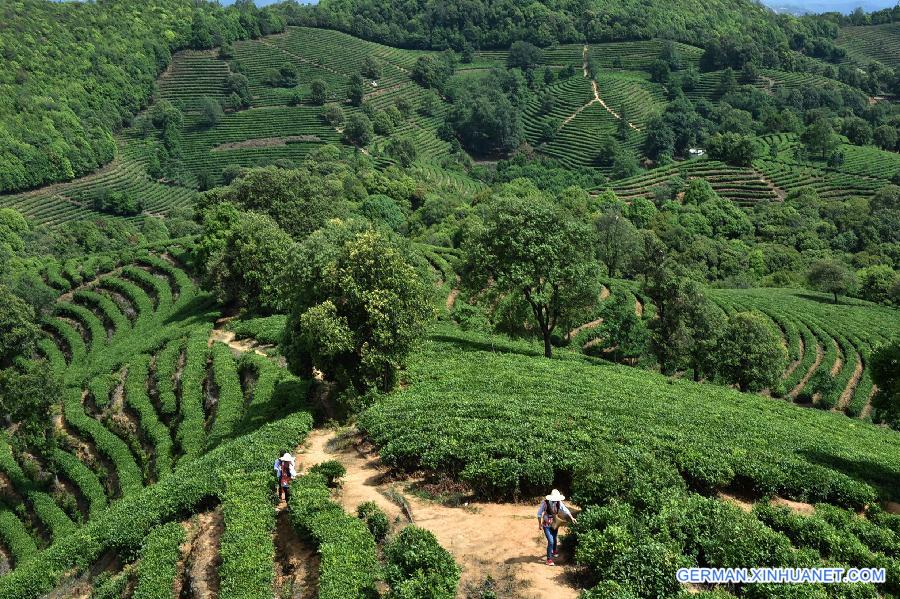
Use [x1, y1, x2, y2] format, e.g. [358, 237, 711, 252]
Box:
[543, 526, 558, 559]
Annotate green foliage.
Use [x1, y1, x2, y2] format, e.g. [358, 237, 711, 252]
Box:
[309, 460, 346, 487]
[133, 522, 185, 599]
[808, 260, 857, 303]
[0, 286, 38, 369]
[706, 132, 758, 167]
[384, 525, 460, 599]
[207, 343, 244, 451]
[51, 449, 107, 519]
[594, 292, 649, 364]
[200, 165, 352, 242]
[357, 501, 389, 542]
[0, 412, 312, 598]
[464, 188, 599, 357]
[0, 360, 59, 445]
[202, 209, 295, 315]
[92, 191, 144, 217]
[64, 386, 144, 497]
[177, 326, 211, 463]
[446, 72, 523, 157]
[284, 222, 432, 394]
[288, 473, 380, 599]
[343, 114, 374, 146]
[717, 310, 787, 392]
[228, 315, 287, 346]
[124, 355, 173, 479]
[360, 324, 893, 507]
[870, 337, 900, 430]
[219, 472, 276, 599]
[0, 509, 38, 567]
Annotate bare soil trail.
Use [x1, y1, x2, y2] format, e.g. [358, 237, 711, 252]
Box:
[208, 317, 272, 356]
[561, 47, 640, 131]
[860, 385, 878, 419]
[295, 430, 582, 599]
[835, 352, 863, 412]
[783, 334, 805, 380]
[566, 286, 610, 339]
[790, 342, 824, 399]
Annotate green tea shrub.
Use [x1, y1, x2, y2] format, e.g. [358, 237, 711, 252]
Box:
[384, 525, 460, 599]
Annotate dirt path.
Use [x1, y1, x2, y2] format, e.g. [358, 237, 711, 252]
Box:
[835, 352, 863, 412]
[273, 510, 319, 598]
[790, 342, 824, 399]
[860, 385, 878, 419]
[830, 340, 843, 376]
[561, 47, 640, 131]
[634, 297, 644, 317]
[181, 510, 223, 598]
[783, 333, 805, 379]
[296, 430, 582, 599]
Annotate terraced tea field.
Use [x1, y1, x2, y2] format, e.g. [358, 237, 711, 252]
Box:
[607, 159, 783, 205]
[710, 288, 900, 418]
[838, 22, 900, 69]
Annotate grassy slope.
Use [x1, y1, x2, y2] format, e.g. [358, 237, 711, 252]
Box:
[362, 323, 900, 503]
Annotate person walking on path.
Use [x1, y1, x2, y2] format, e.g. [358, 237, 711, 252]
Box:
[537, 489, 576, 566]
[274, 451, 297, 503]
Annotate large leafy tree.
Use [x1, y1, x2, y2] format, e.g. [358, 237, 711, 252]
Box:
[283, 222, 432, 395]
[0, 286, 39, 369]
[808, 260, 856, 303]
[595, 209, 640, 277]
[717, 311, 787, 392]
[200, 165, 350, 241]
[464, 191, 600, 358]
[201, 208, 296, 315]
[0, 360, 60, 447]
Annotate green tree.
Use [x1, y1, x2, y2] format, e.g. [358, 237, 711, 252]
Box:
[343, 113, 374, 146]
[322, 103, 345, 126]
[869, 337, 900, 430]
[199, 96, 224, 128]
[283, 223, 432, 394]
[310, 79, 327, 105]
[349, 74, 366, 106]
[362, 56, 382, 80]
[801, 119, 840, 160]
[857, 264, 897, 304]
[596, 293, 649, 364]
[717, 311, 787, 392]
[507, 41, 543, 71]
[0, 286, 38, 369]
[595, 209, 640, 277]
[0, 360, 60, 446]
[464, 192, 600, 358]
[202, 209, 295, 315]
[705, 132, 758, 167]
[384, 136, 418, 167]
[808, 260, 856, 303]
[200, 166, 350, 241]
[874, 125, 897, 151]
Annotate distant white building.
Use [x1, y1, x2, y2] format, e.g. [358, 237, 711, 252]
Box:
[688, 148, 705, 157]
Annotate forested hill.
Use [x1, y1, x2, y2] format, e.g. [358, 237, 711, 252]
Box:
[298, 0, 787, 49]
[0, 0, 285, 194]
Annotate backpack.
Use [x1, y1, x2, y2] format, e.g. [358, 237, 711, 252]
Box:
[541, 500, 560, 527]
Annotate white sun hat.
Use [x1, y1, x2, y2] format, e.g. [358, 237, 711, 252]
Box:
[280, 453, 295, 463]
[545, 489, 565, 501]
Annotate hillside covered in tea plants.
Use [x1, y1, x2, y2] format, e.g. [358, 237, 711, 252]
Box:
[0, 0, 900, 597]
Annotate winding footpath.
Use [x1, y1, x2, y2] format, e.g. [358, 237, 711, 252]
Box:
[294, 429, 582, 599]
